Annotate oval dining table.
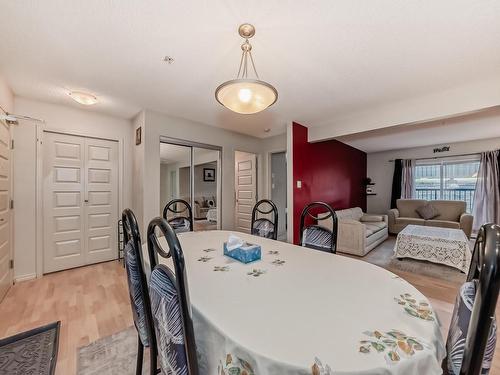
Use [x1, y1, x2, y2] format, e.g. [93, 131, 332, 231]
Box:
[143, 230, 446, 375]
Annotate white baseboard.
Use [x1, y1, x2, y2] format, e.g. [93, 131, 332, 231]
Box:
[14, 273, 37, 283]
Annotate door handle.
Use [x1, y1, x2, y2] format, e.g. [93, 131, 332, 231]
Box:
[84, 199, 89, 203]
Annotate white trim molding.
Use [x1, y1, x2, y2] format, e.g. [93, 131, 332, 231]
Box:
[14, 273, 37, 283]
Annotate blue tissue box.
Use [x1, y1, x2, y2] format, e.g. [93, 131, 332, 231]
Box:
[223, 242, 261, 264]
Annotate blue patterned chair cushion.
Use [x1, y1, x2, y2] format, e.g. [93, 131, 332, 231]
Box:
[150, 265, 189, 375]
[124, 242, 149, 347]
[446, 280, 497, 374]
[302, 226, 333, 252]
[252, 219, 275, 239]
[169, 217, 191, 233]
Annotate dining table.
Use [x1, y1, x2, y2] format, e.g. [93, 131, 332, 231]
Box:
[143, 230, 446, 375]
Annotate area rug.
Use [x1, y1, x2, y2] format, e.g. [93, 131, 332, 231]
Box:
[363, 236, 467, 284]
[0, 321, 60, 375]
[77, 327, 151, 375]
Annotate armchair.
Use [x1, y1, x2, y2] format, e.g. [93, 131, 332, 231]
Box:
[319, 207, 388, 256]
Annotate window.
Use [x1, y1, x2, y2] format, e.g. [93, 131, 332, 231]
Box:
[414, 156, 480, 213]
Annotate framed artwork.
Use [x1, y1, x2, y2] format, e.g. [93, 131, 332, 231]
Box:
[135, 126, 142, 145]
[204, 168, 216, 182]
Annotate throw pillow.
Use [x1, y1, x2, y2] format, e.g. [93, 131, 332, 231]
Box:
[415, 204, 440, 220]
[446, 280, 497, 374]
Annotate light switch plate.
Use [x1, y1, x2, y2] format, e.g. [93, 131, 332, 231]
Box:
[296, 180, 302, 188]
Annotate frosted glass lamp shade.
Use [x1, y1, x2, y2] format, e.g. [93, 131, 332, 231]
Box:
[69, 91, 98, 105]
[215, 79, 277, 114]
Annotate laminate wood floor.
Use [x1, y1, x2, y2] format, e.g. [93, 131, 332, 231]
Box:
[0, 261, 132, 375]
[0, 254, 498, 374]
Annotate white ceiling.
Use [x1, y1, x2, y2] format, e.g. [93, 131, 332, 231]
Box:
[1, 1, 500, 138]
[336, 107, 500, 153]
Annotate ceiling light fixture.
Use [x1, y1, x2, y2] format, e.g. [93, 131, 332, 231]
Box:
[69, 91, 98, 106]
[215, 23, 277, 115]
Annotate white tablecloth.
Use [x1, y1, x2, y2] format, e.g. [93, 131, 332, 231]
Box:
[394, 225, 471, 273]
[144, 230, 445, 375]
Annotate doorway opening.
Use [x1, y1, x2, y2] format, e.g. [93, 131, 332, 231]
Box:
[270, 151, 287, 241]
[160, 138, 221, 231]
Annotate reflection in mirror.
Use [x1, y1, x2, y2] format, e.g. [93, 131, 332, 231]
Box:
[193, 147, 220, 231]
[160, 143, 191, 216]
[160, 141, 221, 232]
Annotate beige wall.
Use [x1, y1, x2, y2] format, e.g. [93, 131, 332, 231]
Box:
[6, 95, 286, 278]
[131, 111, 145, 233]
[367, 136, 500, 214]
[134, 109, 286, 235]
[13, 97, 134, 280]
[309, 76, 500, 142]
[0, 75, 14, 113]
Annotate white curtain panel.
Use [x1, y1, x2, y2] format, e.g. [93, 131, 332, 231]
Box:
[472, 150, 500, 231]
[401, 159, 415, 199]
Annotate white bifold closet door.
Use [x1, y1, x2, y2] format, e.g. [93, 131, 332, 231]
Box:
[43, 132, 118, 273]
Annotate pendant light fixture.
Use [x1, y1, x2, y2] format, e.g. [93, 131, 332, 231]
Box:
[215, 23, 277, 114]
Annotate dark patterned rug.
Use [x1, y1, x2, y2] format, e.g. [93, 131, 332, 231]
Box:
[0, 321, 60, 375]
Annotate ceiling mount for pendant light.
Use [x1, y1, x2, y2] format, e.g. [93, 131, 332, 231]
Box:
[215, 23, 278, 115]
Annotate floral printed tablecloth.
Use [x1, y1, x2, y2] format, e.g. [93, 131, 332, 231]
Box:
[394, 225, 471, 273]
[145, 230, 445, 375]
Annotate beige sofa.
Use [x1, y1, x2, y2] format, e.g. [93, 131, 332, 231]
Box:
[319, 207, 388, 257]
[388, 199, 473, 238]
[180, 196, 216, 220]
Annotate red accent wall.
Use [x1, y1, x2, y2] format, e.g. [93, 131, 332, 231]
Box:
[293, 122, 367, 244]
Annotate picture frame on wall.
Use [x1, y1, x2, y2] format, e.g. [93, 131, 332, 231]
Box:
[135, 126, 142, 145]
[203, 168, 216, 182]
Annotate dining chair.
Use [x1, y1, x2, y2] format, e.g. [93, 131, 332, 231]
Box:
[162, 199, 194, 233]
[147, 217, 199, 375]
[299, 202, 338, 253]
[251, 199, 278, 240]
[121, 209, 159, 375]
[443, 223, 500, 375]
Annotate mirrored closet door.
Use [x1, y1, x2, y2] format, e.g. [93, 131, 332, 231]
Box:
[160, 138, 221, 231]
